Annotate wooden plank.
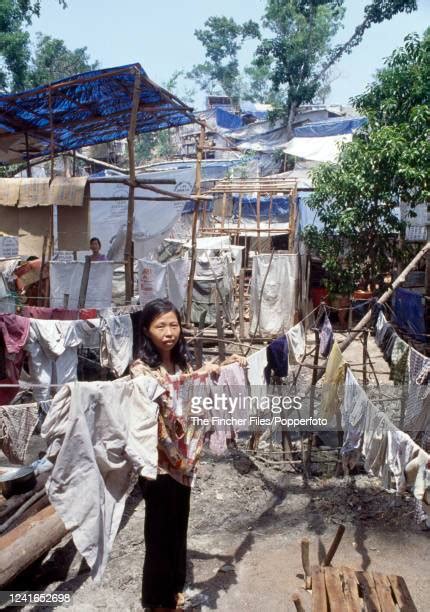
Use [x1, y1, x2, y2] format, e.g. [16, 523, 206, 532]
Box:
[324, 566, 348, 612]
[311, 565, 328, 612]
[387, 575, 417, 612]
[372, 573, 396, 612]
[340, 567, 363, 612]
[357, 571, 381, 612]
[0, 505, 67, 587]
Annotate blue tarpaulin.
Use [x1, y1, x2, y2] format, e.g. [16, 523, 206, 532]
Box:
[232, 195, 289, 220]
[182, 200, 214, 214]
[294, 117, 366, 138]
[0, 63, 194, 165]
[215, 107, 243, 130]
[298, 191, 323, 230]
[392, 288, 426, 342]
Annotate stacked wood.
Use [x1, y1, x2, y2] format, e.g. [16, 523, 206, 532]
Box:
[0, 505, 67, 587]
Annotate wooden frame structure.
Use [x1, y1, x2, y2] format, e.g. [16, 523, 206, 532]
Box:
[200, 176, 298, 254]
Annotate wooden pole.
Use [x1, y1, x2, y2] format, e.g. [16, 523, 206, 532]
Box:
[24, 133, 32, 177]
[186, 123, 205, 325]
[338, 242, 430, 354]
[236, 193, 243, 245]
[323, 524, 346, 566]
[304, 329, 320, 478]
[288, 187, 297, 253]
[256, 193, 261, 253]
[301, 538, 311, 590]
[239, 269, 245, 339]
[362, 330, 368, 387]
[215, 291, 226, 362]
[124, 68, 142, 302]
[78, 256, 91, 308]
[221, 192, 227, 231]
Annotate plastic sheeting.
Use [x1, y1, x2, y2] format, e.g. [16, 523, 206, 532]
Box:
[90, 168, 195, 261]
[250, 253, 298, 336]
[232, 195, 290, 221]
[283, 134, 352, 162]
[392, 288, 426, 343]
[215, 108, 243, 130]
[0, 63, 193, 165]
[294, 117, 366, 138]
[50, 261, 114, 309]
[298, 191, 323, 231]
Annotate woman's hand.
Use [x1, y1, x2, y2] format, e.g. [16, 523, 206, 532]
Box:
[222, 353, 248, 368]
[196, 362, 221, 377]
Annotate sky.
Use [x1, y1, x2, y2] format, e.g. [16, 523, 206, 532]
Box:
[28, 0, 430, 110]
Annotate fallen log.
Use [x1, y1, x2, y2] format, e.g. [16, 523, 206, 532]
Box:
[0, 505, 67, 587]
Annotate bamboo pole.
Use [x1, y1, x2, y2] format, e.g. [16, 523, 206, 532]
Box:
[186, 123, 205, 325]
[304, 329, 320, 478]
[236, 193, 243, 245]
[24, 133, 32, 177]
[124, 68, 142, 302]
[338, 242, 430, 354]
[256, 193, 261, 253]
[362, 330, 368, 387]
[239, 269, 245, 339]
[221, 192, 227, 231]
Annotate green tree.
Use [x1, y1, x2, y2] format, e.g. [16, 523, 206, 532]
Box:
[191, 0, 417, 129]
[188, 16, 260, 102]
[26, 33, 98, 87]
[0, 0, 66, 91]
[135, 71, 194, 164]
[303, 31, 430, 293]
[256, 0, 417, 133]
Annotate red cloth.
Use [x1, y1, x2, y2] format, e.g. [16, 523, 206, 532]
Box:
[79, 309, 98, 320]
[0, 314, 30, 405]
[21, 306, 79, 320]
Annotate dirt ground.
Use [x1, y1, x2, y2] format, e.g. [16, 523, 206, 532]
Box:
[8, 452, 430, 612]
[5, 332, 430, 611]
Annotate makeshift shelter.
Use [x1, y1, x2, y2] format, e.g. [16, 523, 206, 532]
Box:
[201, 176, 298, 257]
[0, 63, 204, 300]
[0, 63, 194, 165]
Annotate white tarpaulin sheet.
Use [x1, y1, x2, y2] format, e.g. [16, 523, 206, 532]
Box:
[250, 253, 298, 336]
[283, 134, 352, 163]
[138, 258, 190, 310]
[90, 168, 195, 260]
[50, 261, 113, 309]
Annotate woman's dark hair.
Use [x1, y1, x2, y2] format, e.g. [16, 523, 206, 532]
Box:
[136, 299, 191, 370]
[90, 237, 101, 247]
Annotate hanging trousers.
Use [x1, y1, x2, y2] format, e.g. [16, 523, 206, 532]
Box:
[140, 474, 191, 608]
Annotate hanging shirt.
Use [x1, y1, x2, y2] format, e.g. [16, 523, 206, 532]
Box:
[99, 315, 133, 377]
[320, 342, 347, 420]
[340, 369, 368, 470]
[0, 402, 39, 464]
[287, 322, 306, 365]
[130, 359, 212, 487]
[0, 314, 30, 404]
[318, 314, 334, 359]
[42, 376, 162, 582]
[389, 336, 409, 385]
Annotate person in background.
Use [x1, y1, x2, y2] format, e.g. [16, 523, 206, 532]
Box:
[130, 299, 245, 611]
[89, 237, 107, 261]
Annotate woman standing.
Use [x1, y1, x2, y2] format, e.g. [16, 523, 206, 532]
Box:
[130, 299, 244, 612]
